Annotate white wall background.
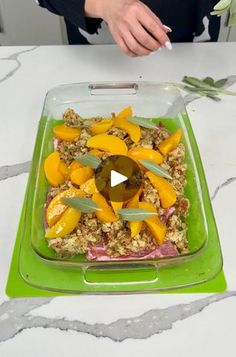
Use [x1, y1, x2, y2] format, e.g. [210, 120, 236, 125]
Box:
[0, 0, 66, 45]
[0, 0, 235, 46]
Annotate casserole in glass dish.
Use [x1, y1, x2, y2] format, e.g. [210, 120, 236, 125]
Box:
[18, 82, 223, 293]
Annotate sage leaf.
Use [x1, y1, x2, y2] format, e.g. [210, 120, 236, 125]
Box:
[214, 78, 228, 88]
[175, 75, 236, 100]
[183, 76, 216, 90]
[203, 77, 215, 86]
[63, 197, 100, 213]
[211, 0, 236, 26]
[76, 153, 102, 169]
[128, 116, 157, 129]
[140, 160, 172, 180]
[211, 9, 227, 15]
[117, 208, 157, 221]
[214, 0, 232, 11]
[183, 85, 218, 94]
[171, 74, 236, 101]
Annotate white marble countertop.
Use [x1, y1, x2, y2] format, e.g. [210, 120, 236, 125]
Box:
[0, 43, 236, 356]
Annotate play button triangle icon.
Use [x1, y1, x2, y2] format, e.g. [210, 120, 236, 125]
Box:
[94, 155, 143, 202]
[110, 170, 128, 188]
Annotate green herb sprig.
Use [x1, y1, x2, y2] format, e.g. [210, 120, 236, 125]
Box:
[172, 76, 236, 101]
[211, 0, 236, 26]
[63, 197, 100, 213]
[116, 208, 157, 221]
[128, 116, 157, 129]
[140, 160, 172, 180]
[75, 153, 102, 169]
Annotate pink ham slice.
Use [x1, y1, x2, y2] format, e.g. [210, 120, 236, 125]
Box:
[54, 138, 63, 150]
[87, 241, 179, 261]
[160, 207, 175, 224]
[54, 138, 59, 150]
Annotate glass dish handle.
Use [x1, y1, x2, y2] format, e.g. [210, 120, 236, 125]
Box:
[82, 264, 159, 287]
[88, 82, 138, 95]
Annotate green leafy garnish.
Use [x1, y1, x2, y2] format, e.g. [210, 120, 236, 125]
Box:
[75, 153, 102, 169]
[172, 76, 236, 101]
[211, 0, 232, 14]
[63, 197, 100, 213]
[140, 160, 172, 180]
[116, 208, 157, 221]
[211, 0, 236, 26]
[183, 76, 221, 91]
[128, 116, 157, 129]
[214, 78, 228, 88]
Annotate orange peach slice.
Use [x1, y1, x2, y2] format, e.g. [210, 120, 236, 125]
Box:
[86, 134, 128, 155]
[53, 124, 81, 141]
[128, 147, 163, 165]
[70, 167, 94, 186]
[92, 192, 117, 223]
[44, 152, 65, 187]
[114, 106, 141, 143]
[158, 129, 182, 156]
[90, 119, 114, 135]
[46, 188, 84, 227]
[138, 201, 167, 244]
[45, 207, 81, 239]
[146, 171, 176, 208]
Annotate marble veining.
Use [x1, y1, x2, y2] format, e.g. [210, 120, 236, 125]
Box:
[0, 292, 235, 343]
[0, 47, 38, 84]
[211, 177, 236, 200]
[0, 162, 31, 181]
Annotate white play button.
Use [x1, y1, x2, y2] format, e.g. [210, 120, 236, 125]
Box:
[95, 155, 143, 202]
[110, 170, 128, 188]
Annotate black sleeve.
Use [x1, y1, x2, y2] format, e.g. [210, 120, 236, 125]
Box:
[37, 0, 102, 34]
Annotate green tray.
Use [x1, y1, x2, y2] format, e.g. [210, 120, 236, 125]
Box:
[5, 82, 226, 296]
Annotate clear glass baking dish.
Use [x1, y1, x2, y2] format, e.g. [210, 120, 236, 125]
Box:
[18, 82, 223, 292]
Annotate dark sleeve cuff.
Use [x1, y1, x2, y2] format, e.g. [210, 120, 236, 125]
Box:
[85, 17, 103, 34]
[38, 0, 102, 34]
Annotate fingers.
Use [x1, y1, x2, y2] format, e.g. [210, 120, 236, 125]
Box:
[143, 19, 171, 49]
[121, 30, 152, 56]
[113, 33, 137, 57]
[163, 25, 172, 33]
[137, 5, 171, 49]
[104, 0, 172, 56]
[130, 19, 161, 52]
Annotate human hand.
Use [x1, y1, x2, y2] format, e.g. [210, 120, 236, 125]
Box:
[85, 0, 172, 57]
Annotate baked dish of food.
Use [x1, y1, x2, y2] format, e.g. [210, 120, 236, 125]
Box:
[43, 106, 190, 261]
